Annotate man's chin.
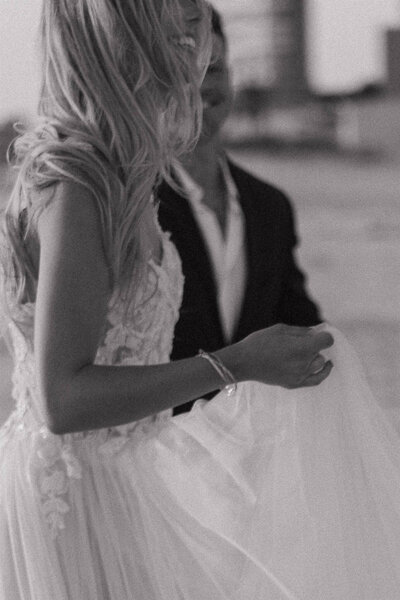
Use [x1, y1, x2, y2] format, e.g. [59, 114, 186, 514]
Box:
[200, 116, 222, 141]
[198, 128, 217, 144]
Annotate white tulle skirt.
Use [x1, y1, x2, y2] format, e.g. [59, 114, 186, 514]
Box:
[1, 326, 400, 599]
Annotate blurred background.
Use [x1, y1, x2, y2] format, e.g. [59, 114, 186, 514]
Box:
[1, 0, 400, 424]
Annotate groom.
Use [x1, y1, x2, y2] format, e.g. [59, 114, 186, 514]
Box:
[158, 7, 322, 414]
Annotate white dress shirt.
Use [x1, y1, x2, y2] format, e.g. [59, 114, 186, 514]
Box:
[174, 157, 247, 343]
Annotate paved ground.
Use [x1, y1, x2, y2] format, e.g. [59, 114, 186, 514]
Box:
[1, 150, 399, 424]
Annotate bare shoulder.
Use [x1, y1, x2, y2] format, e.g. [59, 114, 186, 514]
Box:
[35, 180, 101, 236]
[35, 179, 109, 288]
[33, 180, 108, 271]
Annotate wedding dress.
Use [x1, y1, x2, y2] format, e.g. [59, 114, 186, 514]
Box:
[1, 228, 400, 599]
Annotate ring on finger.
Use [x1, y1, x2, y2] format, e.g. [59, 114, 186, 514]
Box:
[309, 356, 326, 375]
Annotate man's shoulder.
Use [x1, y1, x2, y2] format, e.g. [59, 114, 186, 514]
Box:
[227, 159, 291, 208]
[157, 178, 182, 201]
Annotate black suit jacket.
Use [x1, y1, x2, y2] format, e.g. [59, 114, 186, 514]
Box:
[157, 160, 321, 414]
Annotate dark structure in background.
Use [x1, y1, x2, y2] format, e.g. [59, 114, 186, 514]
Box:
[386, 28, 400, 94]
[268, 0, 309, 102]
[222, 2, 400, 158]
[0, 117, 22, 205]
[0, 119, 17, 165]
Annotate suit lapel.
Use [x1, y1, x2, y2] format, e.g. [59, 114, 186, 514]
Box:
[228, 161, 272, 341]
[159, 164, 276, 346]
[158, 183, 225, 347]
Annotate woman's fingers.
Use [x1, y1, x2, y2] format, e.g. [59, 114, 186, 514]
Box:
[306, 330, 334, 352]
[301, 360, 333, 387]
[307, 354, 326, 375]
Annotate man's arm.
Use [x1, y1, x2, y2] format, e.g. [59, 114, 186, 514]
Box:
[277, 199, 322, 326]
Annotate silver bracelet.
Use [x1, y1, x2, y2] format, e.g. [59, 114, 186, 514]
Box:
[198, 349, 237, 396]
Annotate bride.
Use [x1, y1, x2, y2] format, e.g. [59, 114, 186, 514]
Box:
[1, 1, 399, 599]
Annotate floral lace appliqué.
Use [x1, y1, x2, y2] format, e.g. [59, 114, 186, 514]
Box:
[36, 429, 82, 539]
[2, 230, 184, 539]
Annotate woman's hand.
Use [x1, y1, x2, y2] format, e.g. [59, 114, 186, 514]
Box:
[217, 324, 334, 389]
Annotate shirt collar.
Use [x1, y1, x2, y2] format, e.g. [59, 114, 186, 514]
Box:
[173, 154, 241, 213]
[218, 155, 240, 211]
[173, 160, 203, 205]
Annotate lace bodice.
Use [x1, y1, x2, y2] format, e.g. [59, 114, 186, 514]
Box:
[2, 230, 184, 437]
[0, 229, 184, 537]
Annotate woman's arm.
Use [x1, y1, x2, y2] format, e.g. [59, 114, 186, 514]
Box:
[35, 182, 333, 435]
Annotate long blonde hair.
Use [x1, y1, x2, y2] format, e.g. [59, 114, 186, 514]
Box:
[1, 0, 210, 312]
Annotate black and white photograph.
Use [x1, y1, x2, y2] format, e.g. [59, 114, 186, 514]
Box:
[1, 1, 400, 598]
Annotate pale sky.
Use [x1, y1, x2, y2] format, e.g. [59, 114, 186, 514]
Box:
[0, 0, 42, 121]
[1, 0, 400, 122]
[307, 0, 400, 92]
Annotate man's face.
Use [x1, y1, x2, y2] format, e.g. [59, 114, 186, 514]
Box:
[200, 32, 233, 142]
[178, 0, 204, 47]
[167, 0, 208, 60]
